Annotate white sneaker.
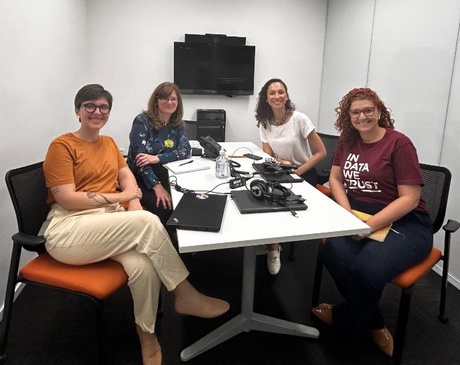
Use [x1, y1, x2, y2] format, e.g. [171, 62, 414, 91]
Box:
[267, 249, 281, 275]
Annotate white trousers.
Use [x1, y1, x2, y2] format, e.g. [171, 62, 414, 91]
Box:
[44, 203, 189, 333]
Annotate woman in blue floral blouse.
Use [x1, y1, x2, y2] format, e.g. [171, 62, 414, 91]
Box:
[127, 82, 191, 239]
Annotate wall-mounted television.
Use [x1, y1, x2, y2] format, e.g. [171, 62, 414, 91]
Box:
[174, 41, 256, 96]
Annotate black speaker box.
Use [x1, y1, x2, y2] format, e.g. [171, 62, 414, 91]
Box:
[196, 109, 226, 142]
[185, 33, 246, 45]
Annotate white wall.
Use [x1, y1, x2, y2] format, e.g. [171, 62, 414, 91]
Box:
[319, 0, 460, 287]
[85, 0, 327, 151]
[441, 14, 460, 282]
[0, 0, 87, 303]
[318, 0, 375, 134]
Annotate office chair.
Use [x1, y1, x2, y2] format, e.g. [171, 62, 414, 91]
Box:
[315, 132, 339, 185]
[0, 162, 129, 364]
[288, 132, 338, 260]
[183, 119, 197, 140]
[311, 163, 460, 365]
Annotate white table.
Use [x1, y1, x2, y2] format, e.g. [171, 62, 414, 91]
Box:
[170, 142, 370, 362]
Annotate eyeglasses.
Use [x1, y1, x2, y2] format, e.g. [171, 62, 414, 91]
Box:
[82, 103, 111, 115]
[348, 107, 376, 119]
[158, 97, 178, 103]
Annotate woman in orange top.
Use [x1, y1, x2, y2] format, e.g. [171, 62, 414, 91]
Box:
[42, 84, 229, 365]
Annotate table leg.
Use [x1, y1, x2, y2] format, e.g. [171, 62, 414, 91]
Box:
[180, 245, 319, 362]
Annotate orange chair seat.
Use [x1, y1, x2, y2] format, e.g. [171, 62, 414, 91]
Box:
[315, 183, 331, 196]
[392, 248, 442, 288]
[20, 252, 128, 300]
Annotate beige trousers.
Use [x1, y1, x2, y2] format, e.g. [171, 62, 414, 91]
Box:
[44, 203, 189, 333]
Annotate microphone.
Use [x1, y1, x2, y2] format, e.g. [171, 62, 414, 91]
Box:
[229, 176, 249, 189]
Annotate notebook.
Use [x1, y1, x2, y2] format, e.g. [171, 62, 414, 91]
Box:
[352, 210, 392, 242]
[252, 163, 303, 183]
[166, 192, 227, 232]
[164, 158, 210, 174]
[231, 190, 308, 214]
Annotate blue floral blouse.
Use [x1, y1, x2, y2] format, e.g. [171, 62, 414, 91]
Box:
[127, 113, 191, 189]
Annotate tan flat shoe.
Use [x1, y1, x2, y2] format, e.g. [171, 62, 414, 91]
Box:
[175, 294, 230, 318]
[136, 326, 162, 365]
[311, 303, 333, 325]
[371, 326, 394, 357]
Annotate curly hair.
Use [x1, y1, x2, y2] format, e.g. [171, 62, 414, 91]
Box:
[144, 82, 184, 129]
[255, 78, 295, 129]
[334, 87, 394, 147]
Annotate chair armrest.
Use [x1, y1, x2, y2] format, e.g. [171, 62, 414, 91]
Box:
[443, 219, 460, 233]
[439, 219, 459, 276]
[12, 232, 46, 250]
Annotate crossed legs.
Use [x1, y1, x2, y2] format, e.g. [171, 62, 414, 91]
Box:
[45, 205, 229, 365]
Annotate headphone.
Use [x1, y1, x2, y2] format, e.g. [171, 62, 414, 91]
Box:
[249, 179, 290, 203]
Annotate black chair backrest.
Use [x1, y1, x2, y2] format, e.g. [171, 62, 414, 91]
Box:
[183, 120, 197, 140]
[316, 132, 339, 184]
[5, 161, 49, 237]
[420, 163, 451, 234]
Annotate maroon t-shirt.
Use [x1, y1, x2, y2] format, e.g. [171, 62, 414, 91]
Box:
[333, 128, 428, 213]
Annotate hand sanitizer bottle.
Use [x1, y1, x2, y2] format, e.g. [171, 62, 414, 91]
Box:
[215, 149, 230, 179]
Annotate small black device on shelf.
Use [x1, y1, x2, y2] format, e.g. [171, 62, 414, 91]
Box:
[185, 33, 246, 46]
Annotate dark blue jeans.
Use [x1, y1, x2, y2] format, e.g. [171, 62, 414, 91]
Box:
[320, 199, 432, 336]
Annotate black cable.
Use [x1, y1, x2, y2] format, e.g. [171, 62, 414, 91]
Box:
[206, 181, 232, 194]
[169, 176, 195, 194]
[230, 146, 256, 156]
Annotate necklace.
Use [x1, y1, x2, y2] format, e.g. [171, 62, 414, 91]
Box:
[270, 111, 290, 126]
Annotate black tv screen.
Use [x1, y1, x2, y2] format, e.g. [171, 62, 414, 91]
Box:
[174, 42, 255, 96]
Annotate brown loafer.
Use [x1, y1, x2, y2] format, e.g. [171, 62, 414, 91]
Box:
[311, 303, 333, 325]
[371, 326, 394, 357]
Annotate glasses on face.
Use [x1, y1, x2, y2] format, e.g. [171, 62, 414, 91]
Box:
[348, 107, 376, 119]
[158, 97, 178, 103]
[82, 103, 111, 115]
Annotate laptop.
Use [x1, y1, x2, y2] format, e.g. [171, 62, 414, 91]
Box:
[231, 190, 308, 214]
[252, 163, 303, 183]
[166, 192, 227, 232]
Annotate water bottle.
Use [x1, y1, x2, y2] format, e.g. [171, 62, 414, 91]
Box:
[215, 149, 230, 179]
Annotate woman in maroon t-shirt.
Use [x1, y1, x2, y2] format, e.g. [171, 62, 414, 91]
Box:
[311, 88, 432, 357]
